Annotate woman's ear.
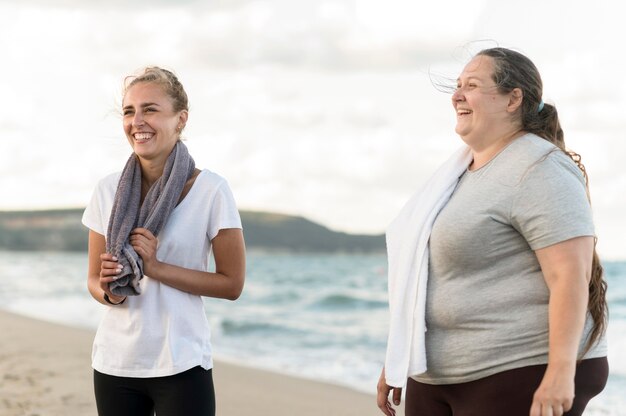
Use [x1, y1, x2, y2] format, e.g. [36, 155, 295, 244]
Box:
[508, 88, 523, 113]
[178, 110, 189, 130]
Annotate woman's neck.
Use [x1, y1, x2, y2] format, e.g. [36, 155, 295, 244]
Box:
[469, 129, 526, 171]
[139, 158, 166, 192]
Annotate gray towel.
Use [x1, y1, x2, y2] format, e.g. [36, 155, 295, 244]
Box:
[106, 141, 195, 296]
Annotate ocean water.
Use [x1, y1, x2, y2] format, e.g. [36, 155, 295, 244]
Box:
[0, 250, 624, 414]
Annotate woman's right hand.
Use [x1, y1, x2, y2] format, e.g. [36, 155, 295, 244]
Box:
[377, 367, 402, 416]
[99, 253, 126, 304]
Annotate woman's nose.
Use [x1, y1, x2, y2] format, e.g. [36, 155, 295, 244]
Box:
[132, 112, 145, 127]
[452, 87, 464, 102]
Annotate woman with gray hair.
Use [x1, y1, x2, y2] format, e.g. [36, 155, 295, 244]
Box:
[377, 48, 608, 416]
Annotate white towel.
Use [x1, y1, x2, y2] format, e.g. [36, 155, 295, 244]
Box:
[384, 146, 472, 388]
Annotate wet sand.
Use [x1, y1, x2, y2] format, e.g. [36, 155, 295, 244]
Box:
[0, 310, 399, 416]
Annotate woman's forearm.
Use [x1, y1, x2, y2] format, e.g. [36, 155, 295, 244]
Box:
[145, 262, 244, 300]
[546, 275, 589, 367]
[141, 228, 246, 300]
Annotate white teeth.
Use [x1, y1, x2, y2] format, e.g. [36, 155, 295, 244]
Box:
[457, 110, 471, 115]
[134, 133, 153, 141]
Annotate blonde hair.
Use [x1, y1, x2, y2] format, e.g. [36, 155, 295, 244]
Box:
[124, 66, 189, 113]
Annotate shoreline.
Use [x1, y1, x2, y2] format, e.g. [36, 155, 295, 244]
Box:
[0, 309, 399, 416]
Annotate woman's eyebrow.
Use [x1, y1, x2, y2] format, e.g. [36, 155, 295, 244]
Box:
[122, 102, 161, 111]
[457, 76, 483, 83]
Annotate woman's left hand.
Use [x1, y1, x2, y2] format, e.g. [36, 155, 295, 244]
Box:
[130, 228, 161, 275]
[529, 363, 575, 416]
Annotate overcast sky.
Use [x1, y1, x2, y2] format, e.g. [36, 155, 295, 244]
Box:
[1, 0, 624, 259]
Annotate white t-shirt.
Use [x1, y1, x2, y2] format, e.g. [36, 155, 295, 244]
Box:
[82, 169, 242, 378]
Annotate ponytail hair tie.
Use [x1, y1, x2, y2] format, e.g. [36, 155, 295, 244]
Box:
[537, 100, 545, 113]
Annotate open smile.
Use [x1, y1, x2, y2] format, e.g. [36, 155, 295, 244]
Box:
[133, 132, 154, 144]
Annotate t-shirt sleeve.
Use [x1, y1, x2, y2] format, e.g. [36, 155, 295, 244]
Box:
[82, 181, 106, 236]
[207, 179, 242, 241]
[510, 153, 595, 250]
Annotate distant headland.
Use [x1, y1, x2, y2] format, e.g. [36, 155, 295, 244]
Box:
[0, 209, 385, 253]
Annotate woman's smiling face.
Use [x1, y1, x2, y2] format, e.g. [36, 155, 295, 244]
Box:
[122, 82, 187, 161]
[452, 55, 514, 148]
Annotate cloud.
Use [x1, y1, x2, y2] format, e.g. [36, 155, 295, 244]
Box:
[0, 0, 206, 9]
[1, 0, 625, 259]
[1, 1, 473, 72]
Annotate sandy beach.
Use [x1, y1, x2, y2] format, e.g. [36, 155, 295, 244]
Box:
[0, 310, 400, 416]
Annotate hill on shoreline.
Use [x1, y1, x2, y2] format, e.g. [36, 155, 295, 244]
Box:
[0, 209, 385, 253]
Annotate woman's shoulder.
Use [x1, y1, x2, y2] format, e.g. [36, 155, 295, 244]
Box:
[521, 135, 583, 175]
[184, 169, 239, 212]
[512, 136, 586, 189]
[491, 134, 582, 187]
[190, 169, 238, 201]
[505, 134, 575, 171]
[93, 171, 123, 195]
[511, 133, 558, 160]
[196, 168, 229, 188]
[100, 171, 123, 183]
[487, 134, 553, 182]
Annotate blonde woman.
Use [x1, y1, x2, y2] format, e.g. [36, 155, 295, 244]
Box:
[83, 67, 245, 416]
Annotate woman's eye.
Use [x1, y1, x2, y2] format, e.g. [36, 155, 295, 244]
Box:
[145, 107, 156, 112]
[123, 110, 133, 116]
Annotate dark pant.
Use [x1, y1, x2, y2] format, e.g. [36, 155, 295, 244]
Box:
[405, 357, 608, 416]
[94, 366, 216, 416]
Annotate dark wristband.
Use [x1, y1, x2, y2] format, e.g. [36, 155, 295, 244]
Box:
[103, 293, 126, 305]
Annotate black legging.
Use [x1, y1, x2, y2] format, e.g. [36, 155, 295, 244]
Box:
[94, 366, 215, 416]
[405, 357, 608, 416]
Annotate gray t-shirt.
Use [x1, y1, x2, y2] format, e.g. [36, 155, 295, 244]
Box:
[414, 134, 607, 385]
